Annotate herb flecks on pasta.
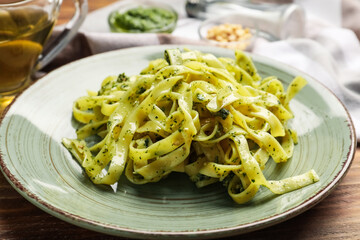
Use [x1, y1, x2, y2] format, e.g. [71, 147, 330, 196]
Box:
[62, 48, 319, 204]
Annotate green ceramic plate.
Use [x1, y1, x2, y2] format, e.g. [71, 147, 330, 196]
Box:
[0, 45, 356, 239]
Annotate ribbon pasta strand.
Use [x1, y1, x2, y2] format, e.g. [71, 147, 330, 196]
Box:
[63, 48, 319, 204]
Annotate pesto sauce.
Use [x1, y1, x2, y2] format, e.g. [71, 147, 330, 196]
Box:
[109, 7, 177, 33]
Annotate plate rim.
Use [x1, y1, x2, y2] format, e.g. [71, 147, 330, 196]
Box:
[0, 45, 356, 239]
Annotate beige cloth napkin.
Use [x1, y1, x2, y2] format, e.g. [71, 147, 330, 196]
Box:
[43, 31, 207, 72]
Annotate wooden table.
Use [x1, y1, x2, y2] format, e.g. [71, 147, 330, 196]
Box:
[1, 0, 360, 239]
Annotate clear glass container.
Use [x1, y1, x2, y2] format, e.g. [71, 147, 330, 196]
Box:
[198, 14, 258, 51]
[187, 0, 305, 40]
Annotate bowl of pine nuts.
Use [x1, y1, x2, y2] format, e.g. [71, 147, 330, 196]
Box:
[198, 14, 258, 51]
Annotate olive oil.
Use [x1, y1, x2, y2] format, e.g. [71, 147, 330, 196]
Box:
[0, 6, 54, 94]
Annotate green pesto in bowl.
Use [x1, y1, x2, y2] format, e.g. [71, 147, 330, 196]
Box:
[108, 4, 178, 33]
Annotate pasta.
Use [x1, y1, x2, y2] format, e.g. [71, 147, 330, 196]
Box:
[62, 48, 319, 204]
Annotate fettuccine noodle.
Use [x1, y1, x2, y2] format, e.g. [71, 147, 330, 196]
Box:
[62, 48, 319, 204]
